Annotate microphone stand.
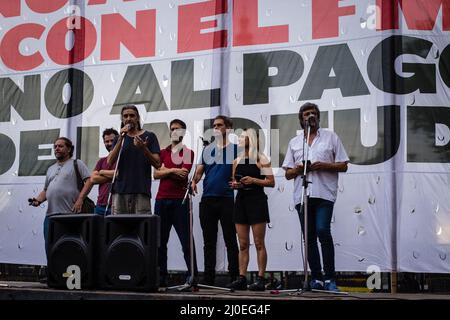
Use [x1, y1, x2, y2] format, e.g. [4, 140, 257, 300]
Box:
[269, 122, 312, 296]
[299, 121, 312, 293]
[167, 137, 233, 293]
[166, 160, 198, 292]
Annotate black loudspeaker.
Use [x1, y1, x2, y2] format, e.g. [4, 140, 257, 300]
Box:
[100, 214, 160, 292]
[47, 214, 103, 289]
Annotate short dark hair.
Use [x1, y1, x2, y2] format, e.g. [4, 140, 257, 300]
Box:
[102, 128, 119, 139]
[298, 102, 320, 129]
[214, 115, 233, 128]
[170, 119, 187, 130]
[54, 137, 74, 157]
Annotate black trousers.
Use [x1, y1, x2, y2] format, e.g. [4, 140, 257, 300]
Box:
[199, 197, 239, 283]
[155, 199, 198, 279]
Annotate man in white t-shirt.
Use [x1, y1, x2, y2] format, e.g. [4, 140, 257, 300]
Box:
[282, 102, 349, 292]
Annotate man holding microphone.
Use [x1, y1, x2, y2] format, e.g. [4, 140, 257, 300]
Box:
[108, 105, 161, 214]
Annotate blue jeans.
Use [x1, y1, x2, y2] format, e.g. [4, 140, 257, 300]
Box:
[154, 199, 198, 279]
[95, 205, 111, 215]
[296, 198, 335, 281]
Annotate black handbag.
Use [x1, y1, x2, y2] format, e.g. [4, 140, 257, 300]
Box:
[74, 159, 95, 213]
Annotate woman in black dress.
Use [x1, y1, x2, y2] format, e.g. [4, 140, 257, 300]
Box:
[228, 128, 275, 291]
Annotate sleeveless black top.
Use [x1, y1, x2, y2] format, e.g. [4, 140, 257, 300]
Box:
[235, 157, 265, 196]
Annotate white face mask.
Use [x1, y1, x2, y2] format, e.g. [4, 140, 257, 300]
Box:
[170, 128, 185, 142]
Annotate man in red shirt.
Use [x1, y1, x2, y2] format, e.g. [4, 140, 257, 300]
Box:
[154, 119, 197, 287]
[76, 128, 118, 215]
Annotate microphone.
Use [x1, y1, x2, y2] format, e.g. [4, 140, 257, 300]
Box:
[305, 114, 316, 127]
[28, 198, 39, 206]
[121, 123, 133, 136]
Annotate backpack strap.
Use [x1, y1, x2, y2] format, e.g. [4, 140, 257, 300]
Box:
[73, 159, 84, 192]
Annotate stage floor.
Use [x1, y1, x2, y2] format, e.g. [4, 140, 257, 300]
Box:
[1, 281, 449, 300]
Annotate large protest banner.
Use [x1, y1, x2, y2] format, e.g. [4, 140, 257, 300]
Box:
[1, 0, 449, 273]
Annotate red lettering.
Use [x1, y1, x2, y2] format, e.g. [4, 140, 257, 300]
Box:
[0, 23, 45, 71]
[178, 0, 227, 53]
[377, 0, 450, 31]
[88, 0, 136, 5]
[25, 0, 68, 14]
[0, 0, 140, 17]
[312, 0, 355, 39]
[376, 0, 399, 30]
[0, 0, 20, 18]
[101, 10, 156, 60]
[46, 17, 97, 65]
[88, 0, 107, 4]
[233, 0, 288, 46]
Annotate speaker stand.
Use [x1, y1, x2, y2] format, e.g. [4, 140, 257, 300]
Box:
[270, 287, 349, 296]
[167, 279, 234, 293]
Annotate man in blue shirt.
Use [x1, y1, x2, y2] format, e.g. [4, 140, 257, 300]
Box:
[191, 115, 239, 286]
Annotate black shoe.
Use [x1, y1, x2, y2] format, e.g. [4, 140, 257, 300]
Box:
[202, 276, 215, 286]
[227, 275, 248, 290]
[39, 277, 48, 284]
[266, 278, 283, 290]
[248, 276, 266, 291]
[159, 276, 168, 288]
[38, 266, 47, 284]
